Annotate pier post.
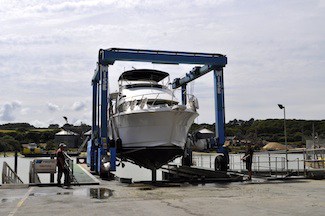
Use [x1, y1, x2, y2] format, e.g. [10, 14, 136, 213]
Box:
[50, 154, 54, 183]
[303, 150, 307, 177]
[268, 152, 271, 176]
[152, 168, 157, 182]
[14, 150, 18, 173]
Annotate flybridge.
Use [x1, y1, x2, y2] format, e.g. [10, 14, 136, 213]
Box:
[89, 48, 228, 176]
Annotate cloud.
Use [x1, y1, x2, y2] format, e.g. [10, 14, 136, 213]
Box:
[72, 101, 86, 111]
[47, 102, 60, 112]
[31, 120, 47, 128]
[0, 101, 22, 121]
[20, 107, 30, 115]
[0, 0, 324, 125]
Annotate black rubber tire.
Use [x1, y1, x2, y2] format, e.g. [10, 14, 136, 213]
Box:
[109, 139, 116, 148]
[182, 149, 192, 166]
[116, 138, 122, 153]
[214, 155, 227, 171]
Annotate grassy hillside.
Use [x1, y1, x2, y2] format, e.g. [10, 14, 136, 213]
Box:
[191, 118, 325, 148]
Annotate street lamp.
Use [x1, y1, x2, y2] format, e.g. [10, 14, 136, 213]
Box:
[278, 104, 288, 172]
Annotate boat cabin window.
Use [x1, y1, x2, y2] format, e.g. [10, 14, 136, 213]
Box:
[117, 99, 178, 112]
[147, 99, 178, 106]
[124, 84, 164, 89]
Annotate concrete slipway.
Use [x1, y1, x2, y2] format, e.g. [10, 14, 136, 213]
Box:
[0, 178, 324, 216]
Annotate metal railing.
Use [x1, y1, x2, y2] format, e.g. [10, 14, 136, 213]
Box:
[63, 152, 79, 185]
[192, 149, 325, 178]
[118, 90, 198, 111]
[304, 148, 325, 169]
[29, 161, 41, 184]
[2, 162, 24, 184]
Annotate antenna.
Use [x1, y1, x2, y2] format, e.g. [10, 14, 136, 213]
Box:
[63, 116, 68, 124]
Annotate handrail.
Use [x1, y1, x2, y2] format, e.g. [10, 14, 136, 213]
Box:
[151, 93, 160, 105]
[77, 136, 90, 154]
[63, 152, 79, 185]
[2, 162, 24, 184]
[118, 90, 197, 109]
[29, 161, 41, 184]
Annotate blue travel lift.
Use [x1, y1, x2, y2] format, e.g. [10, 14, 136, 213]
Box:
[87, 48, 228, 177]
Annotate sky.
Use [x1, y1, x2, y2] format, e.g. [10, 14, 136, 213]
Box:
[0, 0, 324, 127]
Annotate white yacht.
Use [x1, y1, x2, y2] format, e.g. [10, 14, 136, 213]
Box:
[110, 69, 199, 169]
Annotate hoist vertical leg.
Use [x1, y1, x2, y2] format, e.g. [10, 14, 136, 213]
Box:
[213, 68, 225, 146]
[90, 81, 98, 171]
[98, 64, 108, 173]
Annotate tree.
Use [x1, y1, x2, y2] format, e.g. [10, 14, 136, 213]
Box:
[45, 140, 56, 150]
[0, 135, 20, 153]
[48, 124, 59, 129]
[25, 131, 41, 143]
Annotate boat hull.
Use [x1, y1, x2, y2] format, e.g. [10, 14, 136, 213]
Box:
[111, 109, 198, 169]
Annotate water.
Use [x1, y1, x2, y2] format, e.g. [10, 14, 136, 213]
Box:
[114, 161, 163, 181]
[0, 156, 52, 183]
[88, 188, 113, 199]
[27, 187, 113, 200]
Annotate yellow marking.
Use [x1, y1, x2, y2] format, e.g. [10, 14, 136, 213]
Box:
[8, 187, 34, 216]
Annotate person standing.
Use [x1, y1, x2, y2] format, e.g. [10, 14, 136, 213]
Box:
[56, 143, 69, 187]
[242, 144, 254, 180]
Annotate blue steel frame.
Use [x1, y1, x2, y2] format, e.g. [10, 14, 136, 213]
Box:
[91, 48, 228, 174]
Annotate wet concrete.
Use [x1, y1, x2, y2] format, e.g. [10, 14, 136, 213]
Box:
[0, 179, 324, 216]
[88, 188, 113, 199]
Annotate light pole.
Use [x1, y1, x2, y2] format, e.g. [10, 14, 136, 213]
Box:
[278, 104, 288, 172]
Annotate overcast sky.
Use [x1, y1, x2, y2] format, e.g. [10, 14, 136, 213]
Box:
[0, 0, 324, 127]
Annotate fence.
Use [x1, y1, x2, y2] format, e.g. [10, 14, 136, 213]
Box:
[192, 149, 325, 178]
[2, 161, 24, 184]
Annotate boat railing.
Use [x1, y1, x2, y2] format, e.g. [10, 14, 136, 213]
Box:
[124, 90, 198, 109]
[2, 161, 24, 184]
[76, 136, 90, 154]
[151, 93, 160, 105]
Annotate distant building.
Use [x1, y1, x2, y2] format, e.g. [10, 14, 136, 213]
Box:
[54, 130, 80, 148]
[191, 128, 215, 151]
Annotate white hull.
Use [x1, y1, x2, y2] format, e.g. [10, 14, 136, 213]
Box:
[112, 108, 198, 149]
